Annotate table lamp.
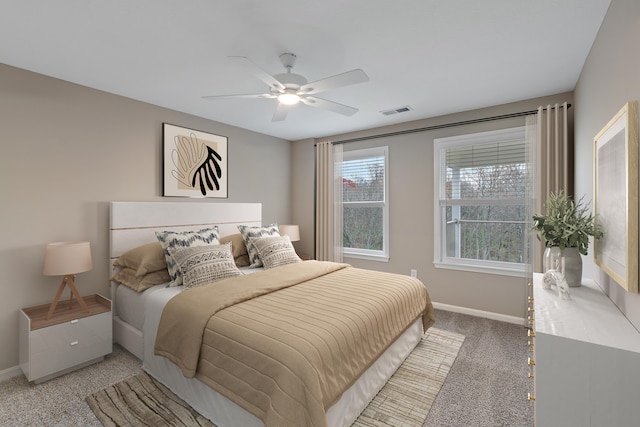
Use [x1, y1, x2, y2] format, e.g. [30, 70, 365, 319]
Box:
[42, 241, 93, 320]
[278, 225, 300, 242]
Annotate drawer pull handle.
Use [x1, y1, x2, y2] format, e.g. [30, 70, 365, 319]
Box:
[528, 296, 534, 303]
[527, 307, 535, 313]
[528, 393, 536, 401]
[528, 373, 534, 379]
[70, 319, 79, 324]
[527, 330, 536, 338]
[70, 341, 79, 346]
[527, 357, 535, 366]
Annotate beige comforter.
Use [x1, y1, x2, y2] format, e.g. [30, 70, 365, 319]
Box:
[155, 261, 434, 427]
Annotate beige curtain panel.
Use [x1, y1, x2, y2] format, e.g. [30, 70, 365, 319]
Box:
[315, 141, 343, 262]
[529, 102, 571, 272]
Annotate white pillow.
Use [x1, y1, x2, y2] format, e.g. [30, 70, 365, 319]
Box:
[252, 235, 301, 269]
[168, 243, 241, 290]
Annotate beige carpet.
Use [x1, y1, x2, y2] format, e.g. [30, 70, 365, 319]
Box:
[87, 328, 464, 427]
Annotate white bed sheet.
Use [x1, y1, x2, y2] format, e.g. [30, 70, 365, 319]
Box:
[142, 283, 423, 427]
[114, 267, 262, 330]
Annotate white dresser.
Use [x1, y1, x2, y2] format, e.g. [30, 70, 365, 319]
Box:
[19, 294, 112, 383]
[529, 273, 640, 426]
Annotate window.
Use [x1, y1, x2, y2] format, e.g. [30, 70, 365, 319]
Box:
[342, 146, 389, 261]
[434, 127, 528, 276]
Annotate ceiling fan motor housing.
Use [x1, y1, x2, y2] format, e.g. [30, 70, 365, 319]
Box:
[273, 72, 308, 89]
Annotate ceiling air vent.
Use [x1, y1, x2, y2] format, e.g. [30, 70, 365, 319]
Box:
[381, 105, 413, 116]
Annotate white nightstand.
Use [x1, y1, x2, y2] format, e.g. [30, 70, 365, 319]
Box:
[18, 294, 112, 383]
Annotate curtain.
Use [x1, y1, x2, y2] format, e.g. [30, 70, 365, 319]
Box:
[315, 141, 343, 262]
[526, 102, 570, 272]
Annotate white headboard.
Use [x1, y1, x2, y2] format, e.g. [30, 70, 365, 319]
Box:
[109, 201, 262, 266]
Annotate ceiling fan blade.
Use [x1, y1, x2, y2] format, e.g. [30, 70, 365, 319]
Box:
[229, 56, 285, 92]
[300, 96, 359, 116]
[299, 69, 369, 95]
[202, 93, 275, 100]
[272, 103, 291, 122]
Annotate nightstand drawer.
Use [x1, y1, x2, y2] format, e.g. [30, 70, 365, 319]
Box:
[28, 312, 111, 380]
[19, 294, 112, 383]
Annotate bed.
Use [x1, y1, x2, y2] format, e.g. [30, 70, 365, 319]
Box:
[109, 201, 434, 427]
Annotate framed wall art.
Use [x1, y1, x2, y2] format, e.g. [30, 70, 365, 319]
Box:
[163, 123, 228, 198]
[593, 101, 638, 292]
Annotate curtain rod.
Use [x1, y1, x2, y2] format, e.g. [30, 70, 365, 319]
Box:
[331, 103, 571, 145]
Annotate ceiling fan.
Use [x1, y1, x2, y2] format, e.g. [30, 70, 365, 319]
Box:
[203, 53, 369, 121]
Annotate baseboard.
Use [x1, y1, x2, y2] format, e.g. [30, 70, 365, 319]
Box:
[432, 302, 525, 326]
[0, 365, 23, 382]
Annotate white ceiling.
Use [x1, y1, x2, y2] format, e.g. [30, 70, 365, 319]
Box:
[1, 0, 611, 141]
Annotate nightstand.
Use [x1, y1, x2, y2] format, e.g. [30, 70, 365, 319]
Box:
[18, 294, 112, 383]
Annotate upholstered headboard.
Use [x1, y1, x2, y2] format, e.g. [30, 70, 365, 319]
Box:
[109, 201, 262, 269]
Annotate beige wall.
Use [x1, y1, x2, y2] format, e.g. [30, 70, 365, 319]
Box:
[292, 93, 573, 320]
[574, 0, 640, 329]
[0, 64, 292, 372]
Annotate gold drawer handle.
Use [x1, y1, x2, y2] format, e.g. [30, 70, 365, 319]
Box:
[528, 282, 533, 287]
[527, 307, 535, 313]
[527, 330, 536, 338]
[528, 296, 534, 303]
[527, 357, 535, 366]
[528, 372, 534, 379]
[528, 393, 536, 401]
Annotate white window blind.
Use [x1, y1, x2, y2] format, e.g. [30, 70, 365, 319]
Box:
[434, 127, 528, 276]
[342, 146, 389, 261]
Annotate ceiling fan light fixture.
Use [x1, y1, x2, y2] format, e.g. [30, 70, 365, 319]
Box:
[278, 92, 300, 105]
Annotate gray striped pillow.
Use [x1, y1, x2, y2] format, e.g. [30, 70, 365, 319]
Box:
[237, 224, 279, 268]
[155, 226, 220, 286]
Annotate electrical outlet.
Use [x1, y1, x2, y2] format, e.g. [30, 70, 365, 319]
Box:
[410, 269, 417, 278]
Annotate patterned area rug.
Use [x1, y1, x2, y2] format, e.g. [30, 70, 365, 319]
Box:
[87, 328, 464, 427]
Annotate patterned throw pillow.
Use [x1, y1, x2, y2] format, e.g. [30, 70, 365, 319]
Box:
[251, 235, 301, 269]
[155, 226, 220, 286]
[237, 224, 279, 268]
[168, 243, 241, 290]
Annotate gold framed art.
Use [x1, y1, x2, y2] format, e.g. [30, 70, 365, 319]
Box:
[593, 101, 638, 292]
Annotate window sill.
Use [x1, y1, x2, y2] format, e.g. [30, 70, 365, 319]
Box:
[344, 253, 389, 262]
[433, 261, 527, 278]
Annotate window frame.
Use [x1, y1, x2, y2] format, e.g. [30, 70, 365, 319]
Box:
[433, 127, 528, 277]
[342, 146, 389, 262]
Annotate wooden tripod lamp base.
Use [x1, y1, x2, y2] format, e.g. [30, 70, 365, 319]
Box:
[46, 274, 89, 321]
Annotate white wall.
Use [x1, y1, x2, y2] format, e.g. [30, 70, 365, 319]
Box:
[0, 64, 292, 372]
[292, 93, 573, 320]
[574, 0, 640, 329]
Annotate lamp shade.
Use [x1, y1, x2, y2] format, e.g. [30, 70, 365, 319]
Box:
[278, 225, 300, 242]
[43, 241, 93, 276]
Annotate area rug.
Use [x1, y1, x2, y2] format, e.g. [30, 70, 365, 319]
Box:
[87, 327, 464, 427]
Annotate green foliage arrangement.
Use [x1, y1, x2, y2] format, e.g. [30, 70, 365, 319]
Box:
[532, 191, 603, 256]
